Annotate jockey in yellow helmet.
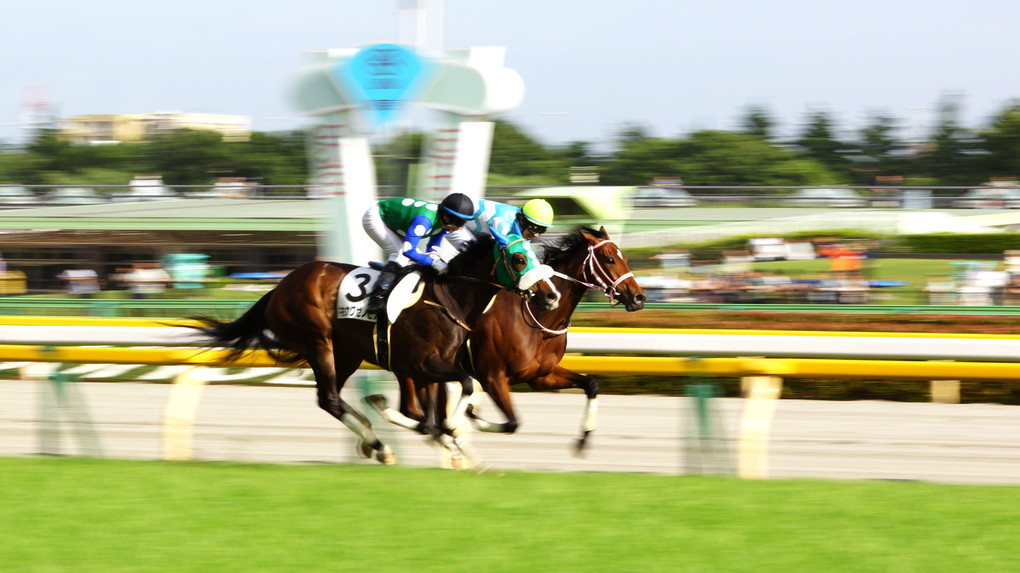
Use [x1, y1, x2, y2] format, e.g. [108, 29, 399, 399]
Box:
[445, 198, 555, 251]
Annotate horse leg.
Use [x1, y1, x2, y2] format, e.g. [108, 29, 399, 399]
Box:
[313, 346, 396, 465]
[443, 374, 478, 434]
[466, 371, 520, 434]
[403, 353, 478, 437]
[527, 366, 598, 454]
[438, 381, 489, 471]
[366, 378, 484, 471]
[364, 373, 429, 433]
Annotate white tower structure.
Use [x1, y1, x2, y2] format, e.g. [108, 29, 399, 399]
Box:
[290, 2, 523, 264]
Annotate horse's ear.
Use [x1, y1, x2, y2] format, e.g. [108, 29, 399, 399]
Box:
[598, 225, 609, 238]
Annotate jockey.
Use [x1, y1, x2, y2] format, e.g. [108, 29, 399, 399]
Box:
[362, 192, 475, 308]
[445, 198, 555, 251]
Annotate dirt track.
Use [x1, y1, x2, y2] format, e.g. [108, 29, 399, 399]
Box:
[2, 379, 1020, 485]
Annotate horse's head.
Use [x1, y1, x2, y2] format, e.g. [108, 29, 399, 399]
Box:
[583, 227, 646, 311]
[493, 236, 561, 311]
[445, 235, 560, 311]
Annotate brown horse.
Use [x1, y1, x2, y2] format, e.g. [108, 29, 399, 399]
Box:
[187, 236, 560, 465]
[369, 226, 646, 455]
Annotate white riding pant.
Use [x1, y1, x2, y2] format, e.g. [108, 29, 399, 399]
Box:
[444, 227, 478, 252]
[362, 205, 409, 266]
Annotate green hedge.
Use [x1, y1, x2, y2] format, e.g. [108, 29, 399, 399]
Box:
[891, 233, 1020, 255]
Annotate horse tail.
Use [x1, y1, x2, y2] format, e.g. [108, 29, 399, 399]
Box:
[187, 289, 301, 365]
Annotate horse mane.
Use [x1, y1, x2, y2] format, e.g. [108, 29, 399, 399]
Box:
[541, 227, 606, 267]
[446, 234, 497, 275]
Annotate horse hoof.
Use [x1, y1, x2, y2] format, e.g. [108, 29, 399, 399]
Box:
[376, 450, 397, 465]
[364, 394, 388, 412]
[356, 440, 373, 460]
[450, 455, 469, 471]
[573, 436, 589, 457]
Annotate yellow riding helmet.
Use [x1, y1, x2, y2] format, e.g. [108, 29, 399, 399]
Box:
[521, 199, 554, 228]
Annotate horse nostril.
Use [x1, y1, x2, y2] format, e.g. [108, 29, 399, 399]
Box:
[635, 293, 646, 304]
[546, 291, 557, 301]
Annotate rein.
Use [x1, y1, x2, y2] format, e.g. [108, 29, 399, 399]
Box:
[521, 296, 569, 336]
[428, 246, 532, 331]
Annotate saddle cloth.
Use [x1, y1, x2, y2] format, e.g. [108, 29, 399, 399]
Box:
[337, 266, 424, 324]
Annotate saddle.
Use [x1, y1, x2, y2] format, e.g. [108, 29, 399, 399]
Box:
[377, 268, 426, 369]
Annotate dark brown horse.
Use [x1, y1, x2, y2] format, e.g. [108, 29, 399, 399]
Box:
[369, 226, 646, 456]
[187, 236, 560, 465]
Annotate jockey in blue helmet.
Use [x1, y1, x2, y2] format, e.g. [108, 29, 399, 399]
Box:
[362, 192, 475, 307]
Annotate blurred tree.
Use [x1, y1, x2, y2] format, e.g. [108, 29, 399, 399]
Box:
[794, 109, 855, 179]
[855, 111, 906, 183]
[15, 130, 136, 185]
[230, 130, 308, 186]
[679, 130, 843, 186]
[0, 149, 50, 185]
[922, 93, 984, 186]
[8, 107, 1020, 194]
[487, 119, 568, 184]
[556, 141, 602, 167]
[977, 100, 1020, 181]
[615, 123, 652, 144]
[141, 129, 231, 186]
[598, 136, 681, 186]
[739, 104, 776, 140]
[599, 130, 843, 187]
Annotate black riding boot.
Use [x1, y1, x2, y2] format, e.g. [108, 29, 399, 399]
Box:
[368, 262, 400, 311]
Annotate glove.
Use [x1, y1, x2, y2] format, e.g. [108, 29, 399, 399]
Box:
[431, 258, 449, 275]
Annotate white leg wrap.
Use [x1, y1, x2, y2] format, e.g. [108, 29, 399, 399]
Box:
[469, 415, 513, 433]
[378, 407, 424, 432]
[471, 416, 503, 433]
[581, 397, 598, 433]
[444, 379, 476, 432]
[340, 412, 383, 447]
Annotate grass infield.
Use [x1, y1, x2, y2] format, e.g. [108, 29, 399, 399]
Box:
[2, 457, 1019, 572]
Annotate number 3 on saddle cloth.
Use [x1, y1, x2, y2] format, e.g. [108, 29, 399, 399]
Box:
[337, 265, 426, 324]
[336, 265, 426, 367]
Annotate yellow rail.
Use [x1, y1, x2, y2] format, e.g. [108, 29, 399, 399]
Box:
[2, 315, 1018, 340]
[1, 344, 1018, 381]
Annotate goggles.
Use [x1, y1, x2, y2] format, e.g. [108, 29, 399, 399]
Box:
[524, 222, 547, 235]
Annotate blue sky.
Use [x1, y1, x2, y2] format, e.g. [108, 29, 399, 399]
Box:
[2, 0, 1018, 147]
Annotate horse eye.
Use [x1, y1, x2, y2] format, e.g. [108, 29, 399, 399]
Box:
[606, 256, 616, 265]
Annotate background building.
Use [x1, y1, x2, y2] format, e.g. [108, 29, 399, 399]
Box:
[61, 112, 251, 144]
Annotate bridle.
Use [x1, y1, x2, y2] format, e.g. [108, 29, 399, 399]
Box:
[493, 237, 529, 294]
[553, 239, 634, 306]
[494, 237, 556, 302]
[524, 238, 634, 336]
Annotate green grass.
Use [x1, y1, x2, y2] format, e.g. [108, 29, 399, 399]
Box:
[754, 257, 962, 284]
[2, 458, 1019, 572]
